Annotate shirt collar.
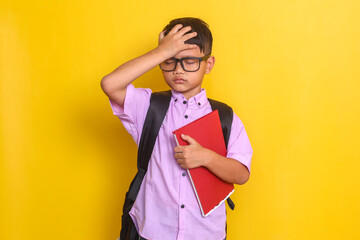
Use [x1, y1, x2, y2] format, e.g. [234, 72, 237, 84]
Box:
[171, 89, 207, 108]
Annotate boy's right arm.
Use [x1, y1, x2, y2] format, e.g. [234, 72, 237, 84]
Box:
[100, 24, 198, 107]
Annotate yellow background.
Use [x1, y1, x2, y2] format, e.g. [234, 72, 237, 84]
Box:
[1, 0, 359, 239]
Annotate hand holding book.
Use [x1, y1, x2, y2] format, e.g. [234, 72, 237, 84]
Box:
[174, 134, 214, 170]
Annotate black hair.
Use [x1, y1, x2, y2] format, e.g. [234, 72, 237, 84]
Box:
[162, 17, 213, 55]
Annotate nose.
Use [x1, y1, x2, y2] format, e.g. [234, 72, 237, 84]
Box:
[173, 61, 184, 74]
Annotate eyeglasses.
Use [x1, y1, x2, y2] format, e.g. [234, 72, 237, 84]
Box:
[159, 55, 211, 72]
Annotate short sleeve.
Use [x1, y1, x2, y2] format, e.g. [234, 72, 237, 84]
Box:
[226, 113, 253, 173]
[108, 84, 152, 145]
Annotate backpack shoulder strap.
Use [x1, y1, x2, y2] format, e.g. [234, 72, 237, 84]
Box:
[127, 90, 172, 202]
[208, 98, 233, 150]
[137, 90, 172, 171]
[208, 98, 235, 210]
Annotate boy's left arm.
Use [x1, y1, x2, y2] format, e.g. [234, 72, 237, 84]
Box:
[174, 134, 250, 185]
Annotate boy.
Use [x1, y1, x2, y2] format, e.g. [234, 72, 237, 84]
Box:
[101, 17, 253, 240]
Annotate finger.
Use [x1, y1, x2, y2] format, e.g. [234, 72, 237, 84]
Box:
[174, 153, 184, 159]
[169, 24, 183, 34]
[174, 146, 184, 153]
[182, 31, 197, 42]
[176, 25, 193, 36]
[179, 164, 187, 169]
[182, 40, 198, 50]
[181, 43, 198, 51]
[159, 31, 165, 42]
[177, 160, 188, 169]
[181, 134, 198, 145]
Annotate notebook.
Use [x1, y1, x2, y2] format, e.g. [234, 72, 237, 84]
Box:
[173, 110, 235, 217]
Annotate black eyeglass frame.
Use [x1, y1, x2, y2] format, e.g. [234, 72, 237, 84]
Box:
[159, 55, 211, 72]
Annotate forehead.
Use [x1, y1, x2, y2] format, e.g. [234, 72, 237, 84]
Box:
[173, 46, 203, 59]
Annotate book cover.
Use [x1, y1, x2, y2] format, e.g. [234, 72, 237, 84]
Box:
[173, 110, 234, 217]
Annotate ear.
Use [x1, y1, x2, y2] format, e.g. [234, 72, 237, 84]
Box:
[205, 56, 215, 74]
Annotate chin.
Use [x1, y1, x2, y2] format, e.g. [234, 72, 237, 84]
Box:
[165, 81, 182, 90]
[170, 85, 188, 93]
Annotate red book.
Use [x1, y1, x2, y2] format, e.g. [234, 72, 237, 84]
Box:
[173, 110, 234, 217]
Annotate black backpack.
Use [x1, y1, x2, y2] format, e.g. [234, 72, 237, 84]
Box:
[120, 90, 235, 240]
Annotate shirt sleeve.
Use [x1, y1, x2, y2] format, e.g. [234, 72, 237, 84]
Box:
[108, 84, 152, 145]
[226, 113, 253, 173]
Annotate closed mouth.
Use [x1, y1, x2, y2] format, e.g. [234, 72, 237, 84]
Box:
[173, 78, 186, 83]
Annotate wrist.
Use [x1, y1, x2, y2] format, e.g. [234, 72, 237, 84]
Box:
[202, 148, 215, 168]
[153, 45, 173, 60]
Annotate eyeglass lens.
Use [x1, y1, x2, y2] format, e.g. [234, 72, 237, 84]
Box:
[160, 58, 200, 72]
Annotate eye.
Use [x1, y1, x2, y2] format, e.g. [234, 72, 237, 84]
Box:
[183, 59, 197, 64]
[165, 59, 175, 64]
[164, 59, 175, 65]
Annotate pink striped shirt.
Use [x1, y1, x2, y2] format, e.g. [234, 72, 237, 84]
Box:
[109, 84, 253, 240]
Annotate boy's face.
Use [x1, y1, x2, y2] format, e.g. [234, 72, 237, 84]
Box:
[161, 46, 215, 100]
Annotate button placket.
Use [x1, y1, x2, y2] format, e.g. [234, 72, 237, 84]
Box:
[184, 106, 190, 120]
[178, 165, 186, 236]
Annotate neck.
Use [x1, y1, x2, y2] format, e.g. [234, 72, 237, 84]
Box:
[183, 88, 201, 100]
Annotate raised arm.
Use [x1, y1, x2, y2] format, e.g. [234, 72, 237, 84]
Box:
[100, 24, 198, 107]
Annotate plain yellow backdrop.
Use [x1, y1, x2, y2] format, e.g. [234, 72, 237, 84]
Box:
[1, 0, 360, 239]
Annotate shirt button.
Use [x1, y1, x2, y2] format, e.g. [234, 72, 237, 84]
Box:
[183, 101, 187, 104]
[198, 102, 201, 106]
[175, 99, 178, 102]
[182, 172, 186, 177]
[184, 115, 188, 119]
[181, 204, 185, 209]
